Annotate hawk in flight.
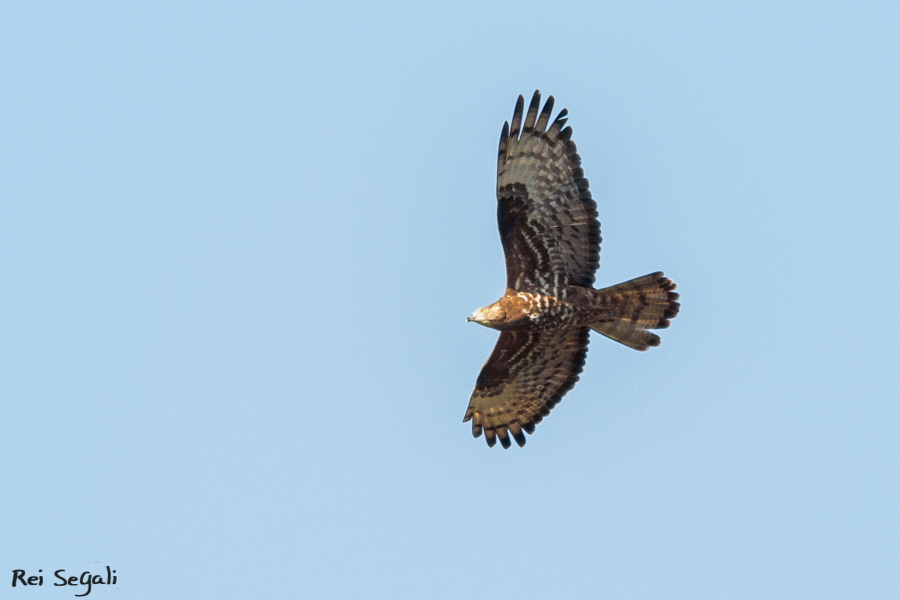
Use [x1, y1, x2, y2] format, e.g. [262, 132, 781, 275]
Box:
[465, 91, 681, 449]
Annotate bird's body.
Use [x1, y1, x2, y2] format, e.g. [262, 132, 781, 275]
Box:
[469, 279, 677, 333]
[464, 91, 681, 449]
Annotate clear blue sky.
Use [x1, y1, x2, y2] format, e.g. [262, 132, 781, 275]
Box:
[2, 2, 898, 598]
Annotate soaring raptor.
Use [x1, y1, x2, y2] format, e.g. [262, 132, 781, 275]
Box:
[465, 90, 681, 449]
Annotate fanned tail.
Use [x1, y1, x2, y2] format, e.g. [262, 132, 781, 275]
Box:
[589, 272, 680, 351]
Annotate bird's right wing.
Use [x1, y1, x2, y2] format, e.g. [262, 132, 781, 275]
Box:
[463, 327, 590, 448]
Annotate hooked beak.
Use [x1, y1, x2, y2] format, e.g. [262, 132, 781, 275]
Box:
[466, 316, 473, 323]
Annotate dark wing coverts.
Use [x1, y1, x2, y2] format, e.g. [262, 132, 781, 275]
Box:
[496, 91, 600, 296]
[464, 328, 591, 448]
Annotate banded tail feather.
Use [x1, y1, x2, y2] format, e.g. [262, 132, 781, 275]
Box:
[589, 272, 680, 351]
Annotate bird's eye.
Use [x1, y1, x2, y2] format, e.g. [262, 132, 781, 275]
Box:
[481, 309, 486, 313]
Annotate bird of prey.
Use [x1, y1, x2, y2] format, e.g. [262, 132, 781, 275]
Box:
[464, 90, 680, 449]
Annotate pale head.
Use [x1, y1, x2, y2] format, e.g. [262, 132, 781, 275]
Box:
[466, 302, 507, 329]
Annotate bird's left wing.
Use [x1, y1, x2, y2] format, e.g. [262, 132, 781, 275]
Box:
[463, 327, 590, 448]
[496, 91, 601, 296]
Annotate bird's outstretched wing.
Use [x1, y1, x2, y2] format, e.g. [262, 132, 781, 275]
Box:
[497, 90, 600, 296]
[463, 327, 590, 448]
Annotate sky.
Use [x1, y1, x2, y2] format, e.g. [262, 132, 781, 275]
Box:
[2, 1, 898, 598]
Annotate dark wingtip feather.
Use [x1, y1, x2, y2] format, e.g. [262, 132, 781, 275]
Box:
[509, 95, 525, 141]
[512, 430, 527, 447]
[498, 120, 510, 173]
[535, 95, 554, 133]
[523, 90, 541, 133]
[547, 107, 569, 140]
